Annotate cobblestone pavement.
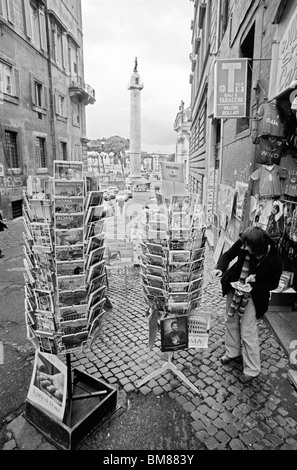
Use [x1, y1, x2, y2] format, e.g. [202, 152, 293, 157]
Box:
[1, 218, 297, 450]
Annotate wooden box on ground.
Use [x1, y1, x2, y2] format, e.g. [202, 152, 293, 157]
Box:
[25, 368, 117, 450]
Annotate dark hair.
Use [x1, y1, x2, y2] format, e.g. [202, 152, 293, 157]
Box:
[171, 321, 178, 328]
[240, 226, 270, 258]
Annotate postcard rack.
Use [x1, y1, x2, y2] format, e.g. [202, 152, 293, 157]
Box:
[136, 193, 209, 396]
[23, 162, 117, 449]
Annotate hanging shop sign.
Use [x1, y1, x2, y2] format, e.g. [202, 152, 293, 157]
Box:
[214, 58, 248, 119]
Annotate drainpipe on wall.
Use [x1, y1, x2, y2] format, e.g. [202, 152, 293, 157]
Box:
[44, 1, 57, 164]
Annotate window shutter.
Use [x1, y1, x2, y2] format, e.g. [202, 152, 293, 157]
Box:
[23, 0, 32, 39]
[43, 85, 48, 109]
[55, 92, 59, 114]
[62, 34, 68, 71]
[31, 77, 36, 105]
[13, 68, 20, 97]
[7, 0, 14, 23]
[39, 10, 47, 52]
[63, 98, 68, 118]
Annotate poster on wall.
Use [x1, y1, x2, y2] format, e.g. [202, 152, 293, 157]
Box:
[27, 350, 67, 421]
[217, 183, 236, 229]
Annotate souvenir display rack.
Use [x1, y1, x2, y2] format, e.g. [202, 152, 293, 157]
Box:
[23, 162, 117, 450]
[136, 194, 208, 395]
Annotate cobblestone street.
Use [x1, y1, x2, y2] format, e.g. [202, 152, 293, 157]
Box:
[1, 218, 297, 450]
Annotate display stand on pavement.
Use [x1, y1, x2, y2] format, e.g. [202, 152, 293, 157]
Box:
[137, 193, 209, 396]
[135, 352, 203, 396]
[23, 163, 117, 450]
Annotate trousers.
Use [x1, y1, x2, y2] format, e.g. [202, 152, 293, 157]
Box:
[225, 290, 261, 377]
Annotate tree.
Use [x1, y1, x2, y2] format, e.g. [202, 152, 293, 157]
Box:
[167, 153, 175, 162]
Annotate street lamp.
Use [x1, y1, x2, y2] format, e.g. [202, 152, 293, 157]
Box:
[100, 138, 106, 173]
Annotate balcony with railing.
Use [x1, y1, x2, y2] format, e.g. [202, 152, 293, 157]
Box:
[69, 76, 96, 104]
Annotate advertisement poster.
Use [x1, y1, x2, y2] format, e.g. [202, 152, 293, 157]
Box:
[54, 197, 84, 214]
[27, 350, 67, 421]
[188, 310, 211, 349]
[54, 181, 84, 197]
[217, 183, 236, 229]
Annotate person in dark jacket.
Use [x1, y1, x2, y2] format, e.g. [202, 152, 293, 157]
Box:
[212, 226, 283, 384]
[0, 213, 8, 258]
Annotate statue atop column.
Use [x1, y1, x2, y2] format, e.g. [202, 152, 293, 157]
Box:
[133, 57, 138, 73]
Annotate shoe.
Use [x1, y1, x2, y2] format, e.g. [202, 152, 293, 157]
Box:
[220, 354, 242, 365]
[239, 373, 259, 384]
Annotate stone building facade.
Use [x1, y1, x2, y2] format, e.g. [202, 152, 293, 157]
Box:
[188, 0, 292, 246]
[0, 0, 95, 219]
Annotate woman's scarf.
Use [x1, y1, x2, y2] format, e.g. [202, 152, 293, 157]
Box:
[228, 252, 251, 317]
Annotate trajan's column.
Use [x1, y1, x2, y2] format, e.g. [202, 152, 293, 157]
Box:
[127, 58, 144, 184]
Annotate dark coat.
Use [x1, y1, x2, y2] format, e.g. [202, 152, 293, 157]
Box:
[216, 238, 283, 319]
[0, 216, 8, 232]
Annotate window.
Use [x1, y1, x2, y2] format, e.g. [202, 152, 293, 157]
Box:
[0, 61, 19, 97]
[5, 131, 19, 168]
[55, 92, 67, 118]
[0, 0, 14, 23]
[31, 77, 48, 111]
[51, 23, 64, 66]
[36, 136, 46, 168]
[23, 0, 47, 51]
[60, 141, 67, 161]
[72, 101, 80, 126]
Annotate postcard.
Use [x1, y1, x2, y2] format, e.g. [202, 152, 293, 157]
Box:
[89, 310, 105, 348]
[30, 223, 53, 250]
[190, 258, 204, 272]
[87, 285, 106, 310]
[171, 195, 192, 213]
[86, 259, 106, 283]
[55, 228, 84, 246]
[34, 289, 54, 314]
[34, 268, 54, 292]
[87, 219, 106, 238]
[29, 199, 52, 224]
[147, 229, 169, 241]
[86, 233, 105, 254]
[146, 238, 168, 248]
[171, 212, 191, 230]
[27, 350, 67, 421]
[188, 288, 203, 302]
[168, 271, 190, 283]
[57, 274, 85, 292]
[168, 292, 189, 304]
[189, 267, 205, 282]
[61, 331, 89, 352]
[59, 317, 88, 336]
[160, 315, 188, 352]
[188, 298, 202, 313]
[169, 262, 189, 274]
[85, 191, 103, 209]
[55, 214, 84, 230]
[59, 304, 88, 322]
[190, 247, 205, 262]
[55, 244, 84, 262]
[169, 240, 191, 251]
[169, 282, 189, 293]
[148, 220, 168, 232]
[35, 314, 56, 333]
[85, 205, 104, 226]
[88, 299, 106, 325]
[170, 229, 192, 240]
[56, 260, 84, 277]
[189, 277, 204, 293]
[145, 264, 164, 278]
[146, 253, 166, 268]
[146, 274, 165, 290]
[54, 197, 84, 214]
[35, 332, 57, 355]
[57, 289, 88, 308]
[167, 302, 188, 315]
[87, 272, 107, 295]
[145, 242, 166, 257]
[54, 181, 84, 198]
[54, 160, 83, 181]
[146, 285, 166, 298]
[169, 250, 191, 264]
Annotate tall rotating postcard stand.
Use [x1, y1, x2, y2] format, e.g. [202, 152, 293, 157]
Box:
[23, 163, 117, 450]
[136, 193, 208, 397]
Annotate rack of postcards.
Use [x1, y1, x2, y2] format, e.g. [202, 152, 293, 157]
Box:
[139, 193, 207, 354]
[22, 161, 107, 357]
